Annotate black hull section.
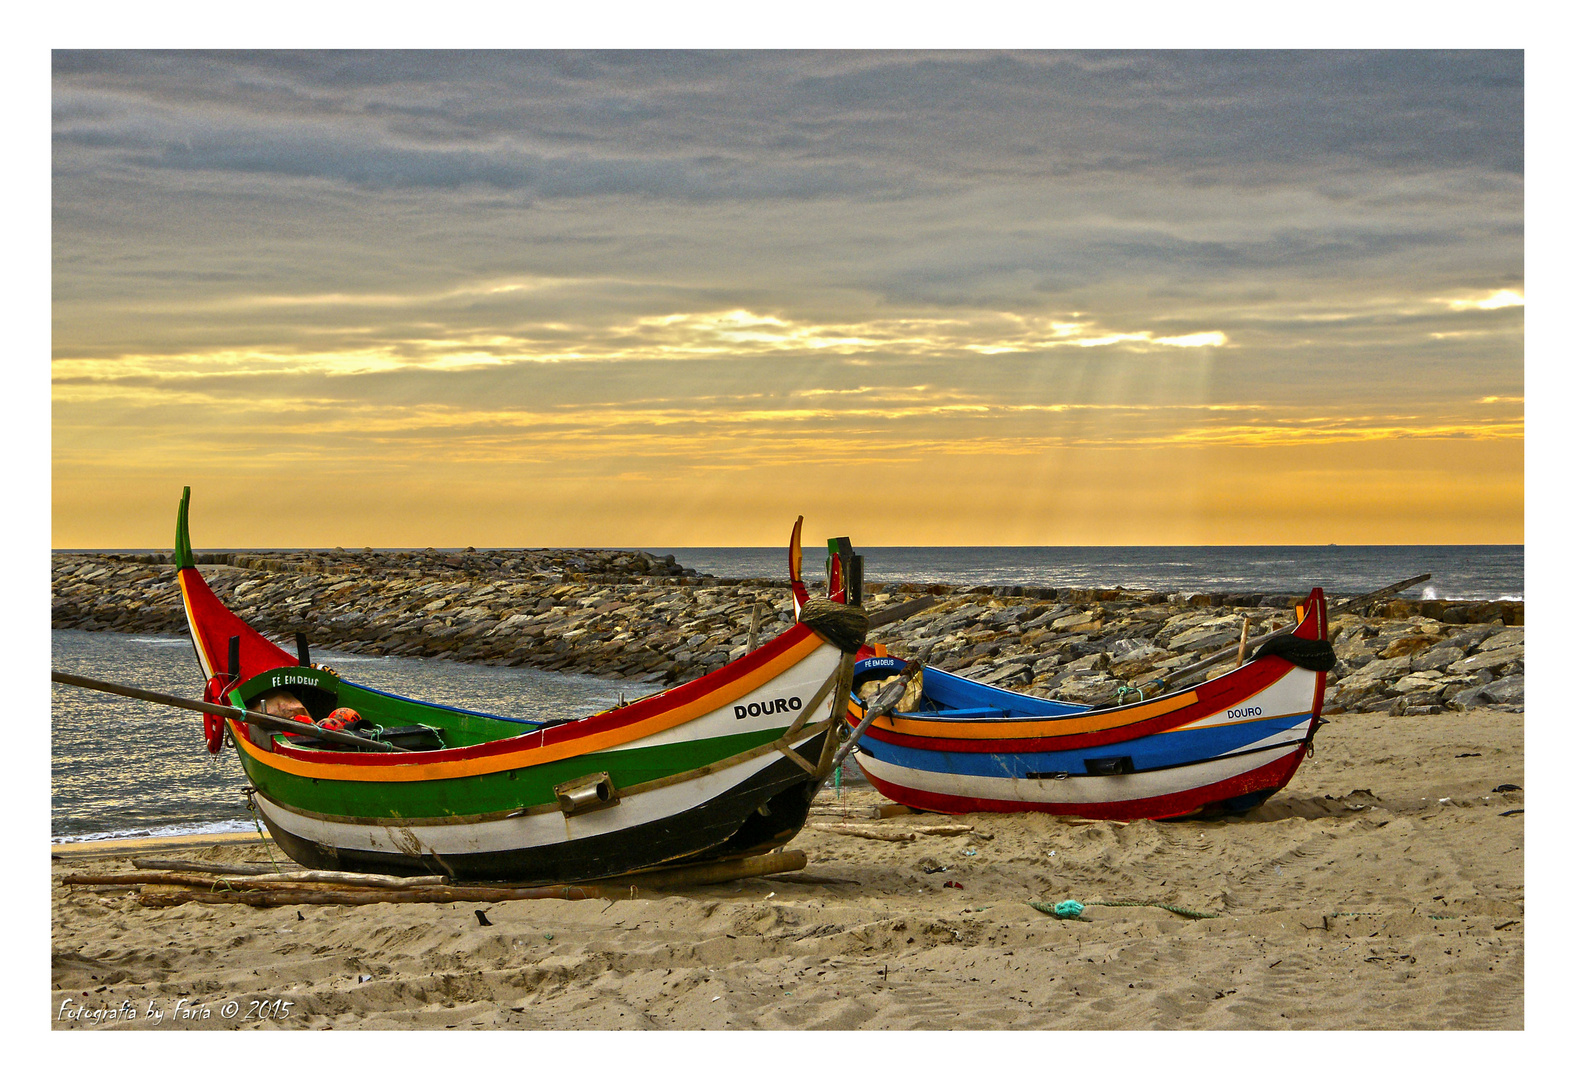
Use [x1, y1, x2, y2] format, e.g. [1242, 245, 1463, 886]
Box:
[256, 730, 830, 884]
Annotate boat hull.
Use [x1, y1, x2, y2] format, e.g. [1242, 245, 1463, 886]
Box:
[249, 728, 832, 882]
[850, 590, 1329, 821]
[857, 737, 1309, 820]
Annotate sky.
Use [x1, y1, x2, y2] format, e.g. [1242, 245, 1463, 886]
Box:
[50, 49, 1525, 549]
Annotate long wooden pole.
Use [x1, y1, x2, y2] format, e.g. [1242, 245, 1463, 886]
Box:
[136, 884, 601, 907]
[84, 852, 809, 907]
[589, 849, 807, 892]
[866, 595, 939, 628]
[50, 670, 408, 753]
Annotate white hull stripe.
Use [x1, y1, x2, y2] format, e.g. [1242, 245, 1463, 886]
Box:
[1177, 665, 1319, 730]
[620, 644, 844, 750]
[254, 730, 827, 858]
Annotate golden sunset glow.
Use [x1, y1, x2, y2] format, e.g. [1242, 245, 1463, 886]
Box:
[1445, 290, 1526, 311]
[52, 51, 1523, 549]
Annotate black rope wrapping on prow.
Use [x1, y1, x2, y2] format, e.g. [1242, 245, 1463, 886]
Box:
[798, 598, 871, 654]
[1251, 634, 1336, 672]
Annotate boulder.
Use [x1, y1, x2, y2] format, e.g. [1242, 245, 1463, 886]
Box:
[1451, 674, 1525, 710]
[1379, 634, 1443, 659]
[1412, 644, 1465, 673]
[1346, 656, 1414, 685]
[1446, 645, 1524, 677]
[1477, 628, 1524, 653]
[1478, 674, 1525, 706]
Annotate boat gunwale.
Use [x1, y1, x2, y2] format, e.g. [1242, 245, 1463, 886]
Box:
[227, 620, 821, 763]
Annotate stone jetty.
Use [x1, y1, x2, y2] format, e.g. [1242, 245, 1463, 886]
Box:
[52, 548, 1524, 714]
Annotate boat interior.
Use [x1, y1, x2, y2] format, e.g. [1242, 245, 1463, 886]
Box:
[228, 665, 553, 752]
[852, 664, 1091, 722]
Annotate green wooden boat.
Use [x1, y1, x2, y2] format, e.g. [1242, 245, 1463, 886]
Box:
[173, 488, 867, 883]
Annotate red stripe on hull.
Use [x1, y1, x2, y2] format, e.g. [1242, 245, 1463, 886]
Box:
[861, 747, 1308, 821]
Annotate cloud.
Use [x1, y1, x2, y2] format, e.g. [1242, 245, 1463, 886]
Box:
[1444, 289, 1525, 311]
[50, 50, 1525, 545]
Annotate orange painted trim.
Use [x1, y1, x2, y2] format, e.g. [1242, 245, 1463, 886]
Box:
[234, 630, 828, 782]
[865, 689, 1200, 740]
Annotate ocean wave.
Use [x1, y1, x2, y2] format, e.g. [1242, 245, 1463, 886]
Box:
[52, 819, 253, 845]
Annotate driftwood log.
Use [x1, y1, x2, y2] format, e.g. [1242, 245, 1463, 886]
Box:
[136, 883, 600, 907]
[809, 824, 918, 842]
[88, 850, 810, 908]
[65, 871, 447, 889]
[132, 859, 282, 876]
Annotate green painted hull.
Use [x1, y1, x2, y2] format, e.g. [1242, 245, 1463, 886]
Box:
[236, 725, 794, 824]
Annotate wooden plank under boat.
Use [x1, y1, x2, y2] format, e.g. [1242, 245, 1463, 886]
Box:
[843, 589, 1334, 820]
[171, 488, 868, 883]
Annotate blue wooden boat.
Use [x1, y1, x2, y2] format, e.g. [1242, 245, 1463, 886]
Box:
[843, 590, 1334, 820]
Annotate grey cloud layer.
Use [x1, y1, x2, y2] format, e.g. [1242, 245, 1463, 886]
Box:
[54, 50, 1522, 185]
[52, 50, 1523, 417]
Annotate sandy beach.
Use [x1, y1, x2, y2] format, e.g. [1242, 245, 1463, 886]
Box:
[50, 707, 1522, 1031]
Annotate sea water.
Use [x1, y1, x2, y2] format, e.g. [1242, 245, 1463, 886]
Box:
[651, 544, 1524, 602]
[50, 630, 647, 843]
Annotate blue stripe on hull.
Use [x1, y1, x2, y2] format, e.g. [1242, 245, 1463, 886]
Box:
[858, 713, 1313, 779]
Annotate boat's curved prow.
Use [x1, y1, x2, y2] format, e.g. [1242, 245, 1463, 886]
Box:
[175, 487, 294, 683]
[1291, 587, 1328, 642]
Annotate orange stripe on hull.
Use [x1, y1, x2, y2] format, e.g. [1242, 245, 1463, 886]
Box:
[862, 689, 1200, 740]
[233, 629, 828, 782]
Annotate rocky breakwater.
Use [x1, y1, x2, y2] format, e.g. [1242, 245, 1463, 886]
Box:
[53, 550, 1523, 714]
[862, 588, 1524, 715]
[51, 546, 788, 686]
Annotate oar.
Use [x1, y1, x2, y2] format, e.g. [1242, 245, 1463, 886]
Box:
[51, 670, 410, 753]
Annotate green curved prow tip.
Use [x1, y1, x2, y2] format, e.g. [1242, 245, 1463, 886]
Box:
[174, 486, 195, 570]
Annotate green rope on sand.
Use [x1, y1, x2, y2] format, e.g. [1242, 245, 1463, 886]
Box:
[246, 791, 285, 875]
[1033, 902, 1461, 924]
[1030, 898, 1221, 921]
[1328, 911, 1460, 920]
